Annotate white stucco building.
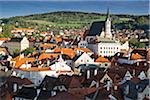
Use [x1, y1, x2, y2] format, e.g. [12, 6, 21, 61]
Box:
[74, 52, 94, 67]
[88, 38, 129, 56]
[21, 37, 29, 51]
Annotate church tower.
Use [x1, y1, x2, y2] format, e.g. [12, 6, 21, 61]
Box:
[105, 8, 112, 39]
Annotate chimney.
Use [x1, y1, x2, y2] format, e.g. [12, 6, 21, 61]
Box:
[114, 85, 118, 90]
[133, 69, 135, 76]
[144, 63, 147, 66]
[137, 62, 139, 66]
[87, 70, 90, 79]
[94, 69, 98, 76]
[13, 83, 17, 92]
[106, 81, 111, 91]
[47, 60, 50, 66]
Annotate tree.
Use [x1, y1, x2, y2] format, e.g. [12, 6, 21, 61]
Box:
[2, 25, 14, 38]
[24, 47, 35, 55]
[138, 43, 146, 48]
[129, 38, 146, 48]
[129, 38, 138, 47]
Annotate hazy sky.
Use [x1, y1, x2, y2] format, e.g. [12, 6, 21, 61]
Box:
[0, 0, 149, 1]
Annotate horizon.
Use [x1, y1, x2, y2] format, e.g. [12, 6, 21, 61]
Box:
[0, 0, 149, 18]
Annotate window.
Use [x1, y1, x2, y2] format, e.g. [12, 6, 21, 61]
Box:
[81, 60, 83, 62]
[87, 60, 89, 62]
[105, 64, 108, 66]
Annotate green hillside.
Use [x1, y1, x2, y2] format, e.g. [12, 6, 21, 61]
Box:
[0, 11, 149, 31]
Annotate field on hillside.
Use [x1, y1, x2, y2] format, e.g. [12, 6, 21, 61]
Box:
[0, 11, 149, 31]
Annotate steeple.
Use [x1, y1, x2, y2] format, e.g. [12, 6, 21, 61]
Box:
[106, 8, 110, 21]
[105, 8, 112, 39]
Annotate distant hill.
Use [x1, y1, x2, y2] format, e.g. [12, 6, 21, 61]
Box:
[0, 11, 149, 31]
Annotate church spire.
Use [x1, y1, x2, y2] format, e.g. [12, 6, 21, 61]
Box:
[106, 8, 110, 21]
[105, 8, 112, 39]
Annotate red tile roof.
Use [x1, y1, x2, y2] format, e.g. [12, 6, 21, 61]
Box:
[131, 53, 144, 60]
[15, 58, 35, 68]
[54, 48, 76, 58]
[38, 53, 59, 61]
[95, 56, 110, 62]
[18, 67, 51, 71]
[40, 43, 57, 49]
[74, 48, 92, 53]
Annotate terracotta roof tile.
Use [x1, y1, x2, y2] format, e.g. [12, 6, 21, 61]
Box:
[0, 38, 10, 41]
[95, 56, 110, 62]
[54, 48, 76, 58]
[15, 58, 35, 68]
[74, 48, 92, 53]
[38, 53, 59, 60]
[18, 67, 51, 71]
[131, 53, 144, 60]
[54, 37, 62, 43]
[41, 32, 48, 34]
[40, 43, 57, 49]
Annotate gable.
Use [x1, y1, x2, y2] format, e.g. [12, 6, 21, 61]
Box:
[100, 73, 112, 83]
[75, 53, 94, 63]
[138, 71, 146, 80]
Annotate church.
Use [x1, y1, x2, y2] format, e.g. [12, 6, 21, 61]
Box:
[85, 9, 129, 57]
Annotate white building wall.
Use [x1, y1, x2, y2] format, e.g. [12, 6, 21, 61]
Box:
[20, 37, 29, 51]
[74, 53, 94, 67]
[98, 42, 121, 56]
[15, 69, 57, 86]
[78, 41, 88, 48]
[121, 41, 129, 51]
[0, 41, 5, 46]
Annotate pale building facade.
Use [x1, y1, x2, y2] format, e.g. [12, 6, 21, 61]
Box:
[21, 37, 29, 51]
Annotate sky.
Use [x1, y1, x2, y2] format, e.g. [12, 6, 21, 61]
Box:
[0, 0, 149, 1]
[0, 0, 149, 18]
